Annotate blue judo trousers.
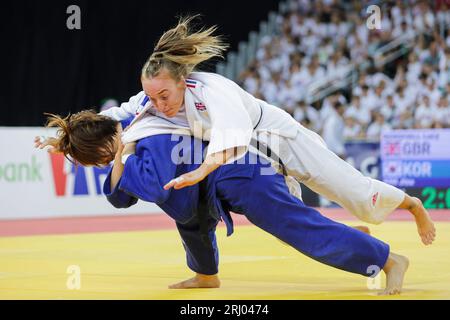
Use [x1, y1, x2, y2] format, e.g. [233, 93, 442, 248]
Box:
[104, 134, 390, 278]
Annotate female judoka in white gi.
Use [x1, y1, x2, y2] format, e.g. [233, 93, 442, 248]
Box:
[39, 110, 410, 295]
[98, 16, 435, 246]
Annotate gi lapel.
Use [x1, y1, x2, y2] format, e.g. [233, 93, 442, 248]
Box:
[184, 84, 204, 139]
[124, 104, 152, 132]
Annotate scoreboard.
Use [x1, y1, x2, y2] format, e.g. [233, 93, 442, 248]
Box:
[381, 129, 450, 209]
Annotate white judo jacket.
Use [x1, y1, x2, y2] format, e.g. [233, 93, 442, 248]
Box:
[101, 72, 300, 164]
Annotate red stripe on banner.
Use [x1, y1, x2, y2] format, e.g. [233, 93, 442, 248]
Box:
[0, 213, 251, 237]
[0, 213, 175, 237]
[186, 84, 196, 88]
[0, 209, 449, 237]
[49, 153, 67, 196]
[315, 208, 450, 222]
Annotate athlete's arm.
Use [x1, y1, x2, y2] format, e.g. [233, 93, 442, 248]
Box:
[163, 147, 236, 190]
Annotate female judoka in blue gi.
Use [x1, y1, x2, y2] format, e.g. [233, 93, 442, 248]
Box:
[41, 110, 409, 295]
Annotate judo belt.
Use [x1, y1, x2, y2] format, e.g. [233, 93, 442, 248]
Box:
[253, 103, 263, 130]
[252, 103, 287, 176]
[197, 177, 213, 249]
[250, 138, 288, 177]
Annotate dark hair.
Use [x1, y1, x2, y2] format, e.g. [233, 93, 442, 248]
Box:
[45, 110, 119, 166]
[334, 101, 343, 109]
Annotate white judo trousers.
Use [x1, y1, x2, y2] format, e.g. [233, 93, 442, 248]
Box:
[255, 101, 405, 225]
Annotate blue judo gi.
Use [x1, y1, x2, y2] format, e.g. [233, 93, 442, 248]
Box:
[104, 134, 390, 278]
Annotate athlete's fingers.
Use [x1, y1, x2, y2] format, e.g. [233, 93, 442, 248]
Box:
[164, 177, 185, 190]
[173, 177, 188, 189]
[173, 181, 189, 190]
[163, 180, 177, 190]
[36, 136, 53, 149]
[174, 173, 200, 189]
[34, 136, 44, 148]
[47, 146, 58, 154]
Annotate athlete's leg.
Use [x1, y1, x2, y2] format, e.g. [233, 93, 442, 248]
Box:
[272, 126, 435, 244]
[216, 168, 409, 294]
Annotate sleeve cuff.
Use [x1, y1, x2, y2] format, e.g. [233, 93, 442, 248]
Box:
[121, 154, 132, 165]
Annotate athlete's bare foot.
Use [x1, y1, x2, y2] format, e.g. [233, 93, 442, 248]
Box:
[410, 197, 436, 245]
[168, 273, 220, 289]
[380, 252, 409, 295]
[399, 195, 436, 245]
[354, 225, 370, 235]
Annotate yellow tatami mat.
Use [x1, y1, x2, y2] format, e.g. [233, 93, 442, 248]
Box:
[1, 221, 449, 299]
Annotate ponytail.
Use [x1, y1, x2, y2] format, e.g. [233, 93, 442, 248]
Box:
[45, 110, 119, 166]
[142, 15, 228, 80]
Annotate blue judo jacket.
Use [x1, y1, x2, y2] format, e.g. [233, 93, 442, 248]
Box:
[103, 134, 263, 275]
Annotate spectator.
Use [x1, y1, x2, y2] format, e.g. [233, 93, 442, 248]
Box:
[293, 100, 321, 132]
[322, 102, 346, 158]
[345, 95, 371, 128]
[367, 113, 392, 140]
[343, 116, 362, 140]
[433, 94, 450, 127]
[415, 95, 436, 128]
[235, 0, 449, 149]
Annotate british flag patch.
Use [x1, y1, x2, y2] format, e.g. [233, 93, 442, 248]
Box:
[186, 79, 197, 88]
[195, 102, 207, 111]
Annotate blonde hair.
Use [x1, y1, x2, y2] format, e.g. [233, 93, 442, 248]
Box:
[142, 15, 228, 81]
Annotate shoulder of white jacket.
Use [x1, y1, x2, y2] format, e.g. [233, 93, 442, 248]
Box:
[185, 73, 207, 88]
[138, 91, 150, 107]
[186, 72, 235, 93]
[188, 71, 229, 82]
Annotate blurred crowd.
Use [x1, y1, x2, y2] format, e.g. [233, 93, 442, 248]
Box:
[237, 0, 450, 156]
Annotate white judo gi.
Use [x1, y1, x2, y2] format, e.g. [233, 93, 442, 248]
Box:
[101, 72, 405, 224]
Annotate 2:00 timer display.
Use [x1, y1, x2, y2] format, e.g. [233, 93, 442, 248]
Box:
[413, 187, 450, 209]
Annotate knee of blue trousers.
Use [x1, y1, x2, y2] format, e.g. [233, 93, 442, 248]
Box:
[246, 204, 390, 276]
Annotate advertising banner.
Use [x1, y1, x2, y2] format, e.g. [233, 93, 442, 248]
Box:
[345, 141, 381, 179]
[0, 127, 159, 219]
